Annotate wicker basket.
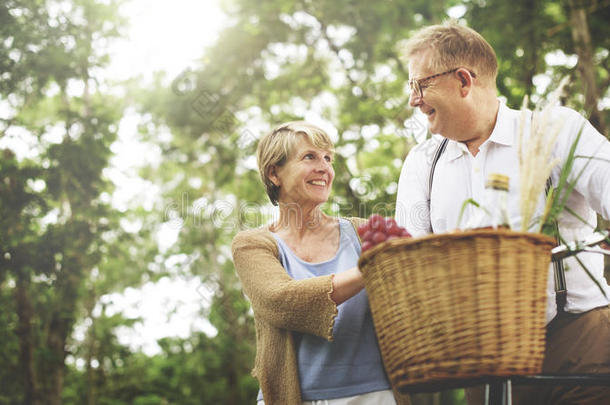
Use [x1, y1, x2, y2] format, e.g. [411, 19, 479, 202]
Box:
[358, 229, 555, 392]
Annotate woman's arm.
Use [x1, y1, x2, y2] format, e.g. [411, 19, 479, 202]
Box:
[330, 267, 364, 305]
[232, 229, 338, 340]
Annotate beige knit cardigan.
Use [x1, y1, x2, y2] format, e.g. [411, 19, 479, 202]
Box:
[231, 217, 411, 405]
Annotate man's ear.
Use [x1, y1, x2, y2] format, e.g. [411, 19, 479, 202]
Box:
[457, 69, 473, 96]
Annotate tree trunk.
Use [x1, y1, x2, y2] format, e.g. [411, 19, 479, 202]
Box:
[567, 0, 607, 134]
[46, 315, 68, 405]
[524, 0, 539, 98]
[44, 254, 82, 405]
[85, 296, 97, 405]
[15, 274, 41, 405]
[45, 270, 82, 405]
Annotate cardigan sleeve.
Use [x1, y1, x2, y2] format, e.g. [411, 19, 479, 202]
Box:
[231, 229, 338, 341]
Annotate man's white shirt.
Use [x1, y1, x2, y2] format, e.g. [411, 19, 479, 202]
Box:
[396, 100, 610, 322]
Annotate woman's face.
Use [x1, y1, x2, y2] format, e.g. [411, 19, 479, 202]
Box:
[271, 135, 334, 207]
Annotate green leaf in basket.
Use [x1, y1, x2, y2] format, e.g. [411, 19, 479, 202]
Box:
[540, 122, 608, 299]
[456, 198, 488, 230]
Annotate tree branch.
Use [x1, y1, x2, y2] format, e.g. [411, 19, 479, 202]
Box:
[546, 0, 610, 37]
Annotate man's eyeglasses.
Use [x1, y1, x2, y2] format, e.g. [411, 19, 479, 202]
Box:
[408, 68, 477, 100]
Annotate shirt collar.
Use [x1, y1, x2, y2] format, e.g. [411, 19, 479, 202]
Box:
[487, 101, 514, 146]
[444, 99, 514, 161]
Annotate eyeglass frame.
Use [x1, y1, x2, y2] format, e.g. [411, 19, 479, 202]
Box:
[408, 67, 477, 100]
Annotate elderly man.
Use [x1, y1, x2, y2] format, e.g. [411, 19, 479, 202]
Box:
[395, 21, 610, 405]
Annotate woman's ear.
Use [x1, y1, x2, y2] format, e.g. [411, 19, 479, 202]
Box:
[268, 166, 280, 187]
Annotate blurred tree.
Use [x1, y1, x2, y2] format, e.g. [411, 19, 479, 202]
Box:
[464, 0, 609, 135]
[0, 1, 156, 404]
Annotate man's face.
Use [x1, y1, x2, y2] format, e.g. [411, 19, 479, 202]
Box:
[407, 51, 467, 139]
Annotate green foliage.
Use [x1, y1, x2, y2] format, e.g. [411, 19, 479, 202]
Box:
[0, 1, 153, 404]
[465, 0, 610, 130]
[62, 306, 257, 405]
[0, 284, 22, 404]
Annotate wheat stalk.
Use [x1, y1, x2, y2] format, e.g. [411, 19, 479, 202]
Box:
[518, 78, 568, 232]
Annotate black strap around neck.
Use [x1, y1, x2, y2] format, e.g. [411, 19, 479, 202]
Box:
[427, 138, 449, 203]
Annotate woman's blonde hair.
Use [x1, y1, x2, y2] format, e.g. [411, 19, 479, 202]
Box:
[399, 21, 498, 86]
[256, 121, 334, 206]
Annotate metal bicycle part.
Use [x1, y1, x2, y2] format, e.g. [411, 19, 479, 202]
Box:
[551, 230, 610, 260]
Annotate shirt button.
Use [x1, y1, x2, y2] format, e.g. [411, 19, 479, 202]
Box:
[474, 167, 480, 173]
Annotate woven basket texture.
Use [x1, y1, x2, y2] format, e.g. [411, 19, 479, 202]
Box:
[358, 229, 555, 391]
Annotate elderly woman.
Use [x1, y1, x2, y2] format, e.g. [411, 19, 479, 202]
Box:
[232, 122, 409, 405]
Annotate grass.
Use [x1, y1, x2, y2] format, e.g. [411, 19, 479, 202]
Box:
[518, 78, 567, 232]
[518, 78, 609, 299]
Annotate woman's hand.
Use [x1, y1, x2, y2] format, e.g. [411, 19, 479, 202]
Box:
[330, 267, 365, 305]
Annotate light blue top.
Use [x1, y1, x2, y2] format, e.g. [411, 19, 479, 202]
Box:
[257, 218, 391, 401]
